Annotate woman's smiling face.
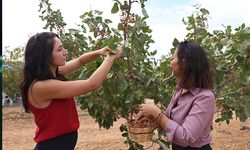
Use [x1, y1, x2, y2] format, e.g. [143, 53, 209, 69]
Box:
[170, 48, 181, 77]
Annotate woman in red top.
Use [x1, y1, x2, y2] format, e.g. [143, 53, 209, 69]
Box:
[20, 32, 122, 150]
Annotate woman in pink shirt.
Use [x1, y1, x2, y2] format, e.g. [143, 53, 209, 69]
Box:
[20, 32, 122, 150]
[136, 40, 215, 150]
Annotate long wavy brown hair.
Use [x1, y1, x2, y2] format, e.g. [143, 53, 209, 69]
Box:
[177, 40, 213, 89]
[20, 32, 66, 113]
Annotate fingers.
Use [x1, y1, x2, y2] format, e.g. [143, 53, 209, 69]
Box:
[136, 116, 147, 123]
[103, 46, 123, 59]
[135, 111, 143, 121]
[105, 47, 111, 55]
[138, 104, 144, 111]
[138, 104, 155, 118]
[100, 47, 111, 56]
[117, 46, 123, 52]
[136, 104, 146, 118]
[116, 47, 123, 59]
[105, 46, 111, 51]
[135, 111, 146, 123]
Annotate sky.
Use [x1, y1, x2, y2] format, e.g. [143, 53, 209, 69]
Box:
[2, 0, 250, 59]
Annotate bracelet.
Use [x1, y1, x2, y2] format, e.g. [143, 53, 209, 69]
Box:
[157, 113, 164, 125]
[155, 112, 163, 121]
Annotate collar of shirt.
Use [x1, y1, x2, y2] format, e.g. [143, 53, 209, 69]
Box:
[175, 85, 201, 96]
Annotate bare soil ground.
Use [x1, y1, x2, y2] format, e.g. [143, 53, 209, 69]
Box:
[2, 106, 250, 150]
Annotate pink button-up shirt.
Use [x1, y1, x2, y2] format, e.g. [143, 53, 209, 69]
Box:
[164, 85, 216, 147]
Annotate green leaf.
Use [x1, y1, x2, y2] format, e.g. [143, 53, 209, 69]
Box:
[68, 28, 79, 34]
[200, 8, 209, 15]
[94, 10, 103, 15]
[151, 50, 157, 56]
[119, 124, 127, 132]
[194, 28, 208, 38]
[146, 77, 153, 88]
[142, 8, 149, 18]
[215, 118, 221, 123]
[118, 23, 124, 31]
[96, 16, 102, 22]
[111, 2, 119, 14]
[122, 133, 128, 137]
[116, 77, 129, 93]
[216, 64, 222, 71]
[221, 38, 229, 46]
[123, 46, 130, 57]
[124, 39, 129, 47]
[241, 23, 246, 29]
[225, 25, 232, 37]
[172, 38, 179, 47]
[104, 19, 112, 24]
[109, 45, 118, 52]
[243, 96, 250, 118]
[188, 15, 195, 25]
[141, 1, 145, 8]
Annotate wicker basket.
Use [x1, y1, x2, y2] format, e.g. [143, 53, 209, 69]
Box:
[127, 106, 156, 143]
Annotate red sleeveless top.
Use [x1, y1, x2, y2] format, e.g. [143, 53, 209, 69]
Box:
[28, 97, 79, 142]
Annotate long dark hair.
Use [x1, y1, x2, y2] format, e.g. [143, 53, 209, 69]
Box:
[20, 32, 66, 113]
[177, 40, 212, 89]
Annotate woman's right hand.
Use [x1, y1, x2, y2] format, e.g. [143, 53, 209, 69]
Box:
[136, 104, 162, 120]
[104, 46, 123, 62]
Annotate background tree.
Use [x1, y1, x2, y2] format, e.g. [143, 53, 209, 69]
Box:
[38, 0, 172, 148]
[38, 0, 250, 148]
[0, 55, 2, 95]
[0, 0, 244, 149]
[2, 47, 24, 100]
[178, 5, 250, 123]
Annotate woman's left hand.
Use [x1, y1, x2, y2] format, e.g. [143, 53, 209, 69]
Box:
[99, 46, 111, 56]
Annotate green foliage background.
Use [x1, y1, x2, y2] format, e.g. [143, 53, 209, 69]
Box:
[2, 0, 250, 149]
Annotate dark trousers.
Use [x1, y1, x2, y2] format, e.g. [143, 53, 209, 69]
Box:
[172, 143, 212, 150]
[34, 131, 78, 150]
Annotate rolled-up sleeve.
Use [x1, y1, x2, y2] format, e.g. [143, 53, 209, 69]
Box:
[164, 92, 215, 147]
[164, 119, 179, 141]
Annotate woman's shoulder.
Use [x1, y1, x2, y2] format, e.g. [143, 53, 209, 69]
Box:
[32, 79, 61, 87]
[200, 88, 214, 94]
[29, 79, 62, 98]
[196, 88, 215, 101]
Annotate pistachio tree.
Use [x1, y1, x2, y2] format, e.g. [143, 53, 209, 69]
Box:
[38, 0, 172, 149]
[177, 6, 250, 123]
[37, 0, 249, 149]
